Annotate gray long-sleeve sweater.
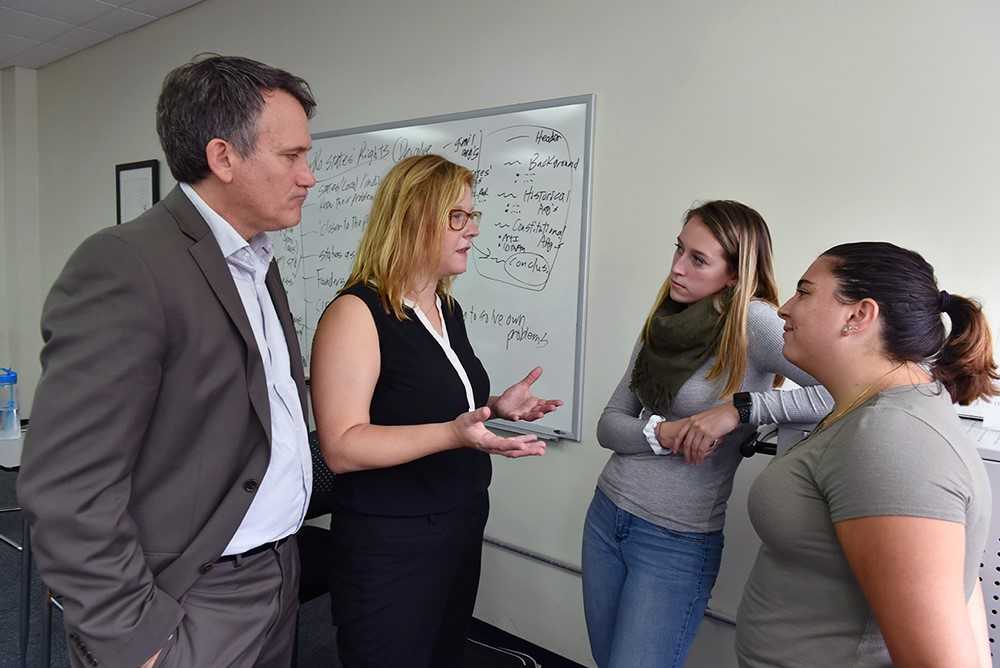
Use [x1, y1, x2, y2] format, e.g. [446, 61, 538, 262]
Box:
[596, 300, 832, 533]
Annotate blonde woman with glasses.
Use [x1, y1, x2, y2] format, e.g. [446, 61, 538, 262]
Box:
[310, 154, 561, 668]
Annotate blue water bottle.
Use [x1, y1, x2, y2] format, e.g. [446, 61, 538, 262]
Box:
[0, 368, 18, 440]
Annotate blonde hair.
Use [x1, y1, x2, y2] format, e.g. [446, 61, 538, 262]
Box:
[344, 154, 473, 319]
[642, 200, 782, 396]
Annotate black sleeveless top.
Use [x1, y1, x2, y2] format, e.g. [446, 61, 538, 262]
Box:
[330, 283, 492, 516]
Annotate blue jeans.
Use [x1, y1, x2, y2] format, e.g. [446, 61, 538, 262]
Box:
[582, 487, 724, 668]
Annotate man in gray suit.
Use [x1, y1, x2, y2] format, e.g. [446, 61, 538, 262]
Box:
[18, 55, 317, 668]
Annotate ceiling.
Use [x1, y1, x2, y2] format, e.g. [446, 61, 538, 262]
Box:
[0, 0, 204, 69]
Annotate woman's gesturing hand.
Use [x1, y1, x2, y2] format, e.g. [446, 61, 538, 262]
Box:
[452, 407, 547, 458]
[491, 367, 563, 422]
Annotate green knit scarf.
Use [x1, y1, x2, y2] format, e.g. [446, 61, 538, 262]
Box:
[630, 293, 726, 416]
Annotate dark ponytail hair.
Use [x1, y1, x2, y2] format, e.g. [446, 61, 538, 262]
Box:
[822, 242, 999, 405]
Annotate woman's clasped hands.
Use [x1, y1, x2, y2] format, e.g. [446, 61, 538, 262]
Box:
[657, 402, 741, 465]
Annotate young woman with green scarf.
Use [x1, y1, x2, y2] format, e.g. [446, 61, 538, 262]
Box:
[581, 200, 832, 668]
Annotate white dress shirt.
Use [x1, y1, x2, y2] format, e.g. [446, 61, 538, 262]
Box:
[180, 183, 312, 555]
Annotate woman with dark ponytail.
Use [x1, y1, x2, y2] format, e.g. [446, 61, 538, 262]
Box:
[737, 242, 997, 668]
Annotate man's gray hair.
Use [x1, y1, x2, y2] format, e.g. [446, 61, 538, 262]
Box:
[156, 54, 316, 183]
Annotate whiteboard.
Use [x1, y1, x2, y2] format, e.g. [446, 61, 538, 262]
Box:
[272, 96, 595, 440]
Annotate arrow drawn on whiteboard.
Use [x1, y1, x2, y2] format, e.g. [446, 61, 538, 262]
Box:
[472, 241, 491, 260]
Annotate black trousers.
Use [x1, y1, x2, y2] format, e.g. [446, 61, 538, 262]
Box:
[328, 492, 489, 668]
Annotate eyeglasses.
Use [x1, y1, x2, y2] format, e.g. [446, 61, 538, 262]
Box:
[448, 208, 482, 231]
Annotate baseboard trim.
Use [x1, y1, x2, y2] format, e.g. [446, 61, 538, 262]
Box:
[469, 618, 587, 667]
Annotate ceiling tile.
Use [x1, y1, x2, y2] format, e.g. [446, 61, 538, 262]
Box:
[83, 6, 155, 33]
[51, 27, 110, 51]
[122, 0, 203, 18]
[0, 32, 39, 59]
[0, 35, 36, 68]
[10, 41, 74, 68]
[0, 0, 205, 69]
[0, 0, 115, 25]
[0, 6, 73, 41]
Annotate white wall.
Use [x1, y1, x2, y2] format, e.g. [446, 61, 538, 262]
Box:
[16, 1, 1000, 665]
[1, 66, 41, 414]
[0, 70, 8, 369]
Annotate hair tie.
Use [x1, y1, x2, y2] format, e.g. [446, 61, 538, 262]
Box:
[939, 290, 953, 313]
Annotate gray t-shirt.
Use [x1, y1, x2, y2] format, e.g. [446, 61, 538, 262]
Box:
[596, 300, 832, 533]
[736, 383, 991, 668]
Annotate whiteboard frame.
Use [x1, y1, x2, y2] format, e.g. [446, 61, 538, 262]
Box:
[309, 95, 595, 441]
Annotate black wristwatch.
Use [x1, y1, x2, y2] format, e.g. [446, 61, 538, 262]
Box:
[733, 392, 753, 424]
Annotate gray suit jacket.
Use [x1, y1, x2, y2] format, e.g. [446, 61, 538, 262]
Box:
[17, 186, 308, 668]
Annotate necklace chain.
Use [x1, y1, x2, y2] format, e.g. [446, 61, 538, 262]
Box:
[814, 363, 906, 433]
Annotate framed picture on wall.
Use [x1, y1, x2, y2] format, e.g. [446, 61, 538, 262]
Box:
[115, 160, 160, 225]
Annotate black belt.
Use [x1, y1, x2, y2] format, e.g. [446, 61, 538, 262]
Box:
[216, 535, 289, 563]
